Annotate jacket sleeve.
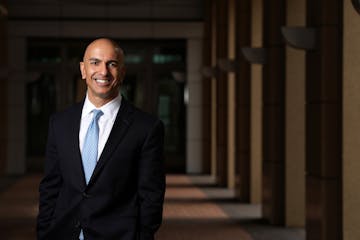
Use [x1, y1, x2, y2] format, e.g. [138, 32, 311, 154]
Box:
[137, 119, 166, 240]
[37, 116, 63, 240]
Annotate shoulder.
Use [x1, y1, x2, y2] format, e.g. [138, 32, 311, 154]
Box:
[122, 99, 164, 131]
[123, 99, 159, 122]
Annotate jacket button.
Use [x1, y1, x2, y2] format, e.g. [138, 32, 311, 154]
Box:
[82, 192, 91, 198]
[75, 221, 81, 228]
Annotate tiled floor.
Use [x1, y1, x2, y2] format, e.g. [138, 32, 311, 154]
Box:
[0, 174, 304, 240]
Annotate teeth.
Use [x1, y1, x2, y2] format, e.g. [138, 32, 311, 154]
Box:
[95, 79, 109, 83]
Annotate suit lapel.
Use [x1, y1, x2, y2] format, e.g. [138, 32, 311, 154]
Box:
[68, 101, 87, 189]
[86, 99, 134, 188]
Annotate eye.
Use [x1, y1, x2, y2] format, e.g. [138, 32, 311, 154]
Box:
[108, 62, 118, 68]
[90, 60, 100, 65]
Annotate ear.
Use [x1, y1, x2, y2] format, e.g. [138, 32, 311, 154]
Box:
[79, 62, 86, 79]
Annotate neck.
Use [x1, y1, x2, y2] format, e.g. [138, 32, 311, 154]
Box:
[88, 92, 119, 108]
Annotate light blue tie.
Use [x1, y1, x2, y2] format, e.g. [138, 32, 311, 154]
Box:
[82, 109, 103, 184]
[80, 109, 103, 240]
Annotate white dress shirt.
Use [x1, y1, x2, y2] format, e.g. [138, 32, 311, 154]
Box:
[79, 93, 122, 160]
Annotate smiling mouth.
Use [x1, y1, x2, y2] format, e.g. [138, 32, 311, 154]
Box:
[94, 78, 110, 84]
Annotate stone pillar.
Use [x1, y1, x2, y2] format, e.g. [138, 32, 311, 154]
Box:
[186, 38, 203, 173]
[0, 0, 8, 176]
[343, 1, 360, 239]
[215, 0, 229, 187]
[250, 0, 263, 204]
[226, 0, 236, 189]
[285, 0, 306, 227]
[306, 0, 343, 239]
[210, 0, 218, 177]
[234, 0, 251, 201]
[262, 0, 286, 225]
[7, 35, 26, 174]
[201, 0, 213, 174]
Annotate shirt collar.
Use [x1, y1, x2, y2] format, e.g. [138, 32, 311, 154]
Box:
[82, 93, 122, 119]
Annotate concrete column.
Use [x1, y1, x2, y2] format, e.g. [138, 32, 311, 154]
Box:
[7, 36, 26, 175]
[215, 0, 229, 187]
[210, 0, 218, 178]
[306, 0, 343, 239]
[0, 0, 8, 176]
[202, 0, 218, 178]
[250, 0, 263, 204]
[234, 0, 251, 201]
[186, 38, 203, 173]
[262, 0, 286, 225]
[226, 0, 236, 189]
[285, 0, 305, 227]
[343, 2, 360, 239]
[201, 0, 213, 174]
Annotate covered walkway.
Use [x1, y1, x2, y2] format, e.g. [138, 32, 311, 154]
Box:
[0, 174, 304, 240]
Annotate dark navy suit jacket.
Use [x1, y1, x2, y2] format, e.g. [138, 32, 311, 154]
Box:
[37, 99, 165, 240]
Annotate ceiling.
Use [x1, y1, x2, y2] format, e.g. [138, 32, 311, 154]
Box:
[7, 0, 204, 20]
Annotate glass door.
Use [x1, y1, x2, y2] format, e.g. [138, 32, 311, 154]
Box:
[155, 72, 186, 172]
[120, 39, 187, 173]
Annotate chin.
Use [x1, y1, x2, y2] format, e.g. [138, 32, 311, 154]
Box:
[98, 91, 118, 99]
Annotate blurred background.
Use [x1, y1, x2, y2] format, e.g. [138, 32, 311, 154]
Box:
[1, 0, 360, 240]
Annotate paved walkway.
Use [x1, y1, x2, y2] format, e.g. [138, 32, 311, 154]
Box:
[0, 174, 304, 240]
[157, 175, 255, 240]
[0, 174, 39, 240]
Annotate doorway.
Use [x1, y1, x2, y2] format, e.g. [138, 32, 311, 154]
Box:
[26, 38, 186, 173]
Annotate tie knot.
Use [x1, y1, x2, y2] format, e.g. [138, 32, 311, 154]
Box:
[92, 109, 103, 121]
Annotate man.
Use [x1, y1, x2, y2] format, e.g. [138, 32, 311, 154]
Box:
[37, 38, 165, 240]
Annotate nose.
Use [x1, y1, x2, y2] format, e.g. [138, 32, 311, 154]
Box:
[99, 62, 109, 76]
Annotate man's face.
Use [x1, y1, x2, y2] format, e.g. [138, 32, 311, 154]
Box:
[80, 40, 125, 104]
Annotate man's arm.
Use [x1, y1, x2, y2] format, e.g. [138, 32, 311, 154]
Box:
[137, 119, 166, 240]
[37, 116, 62, 240]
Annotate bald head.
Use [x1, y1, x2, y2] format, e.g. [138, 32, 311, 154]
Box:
[83, 38, 125, 65]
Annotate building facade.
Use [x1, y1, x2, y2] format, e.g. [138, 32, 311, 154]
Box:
[1, 0, 360, 239]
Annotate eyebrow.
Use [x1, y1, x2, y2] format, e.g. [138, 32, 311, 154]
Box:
[87, 58, 120, 64]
